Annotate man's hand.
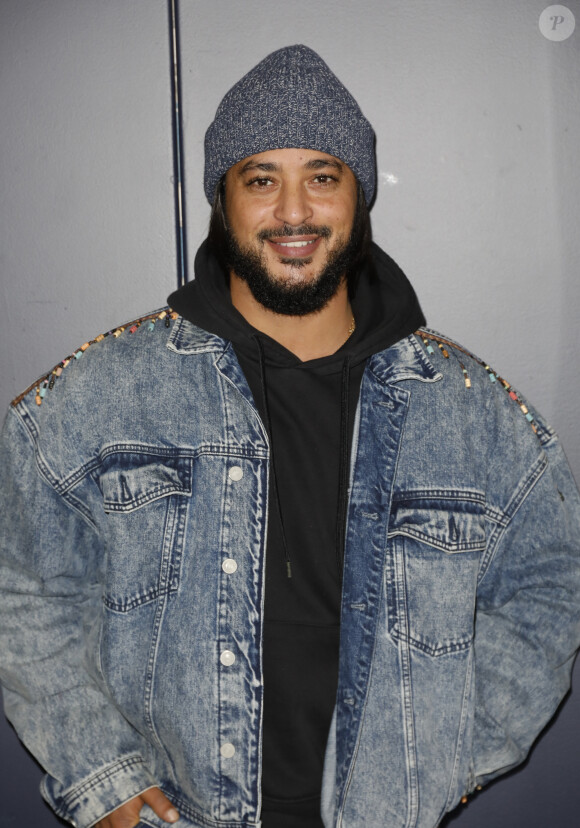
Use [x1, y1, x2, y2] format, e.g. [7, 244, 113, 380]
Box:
[94, 786, 179, 827]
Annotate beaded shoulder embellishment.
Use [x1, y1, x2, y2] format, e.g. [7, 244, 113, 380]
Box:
[416, 329, 538, 435]
[12, 308, 179, 408]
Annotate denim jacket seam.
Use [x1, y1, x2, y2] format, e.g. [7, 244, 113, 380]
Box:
[442, 647, 475, 814]
[503, 452, 548, 521]
[57, 753, 147, 806]
[12, 402, 99, 531]
[11, 397, 40, 446]
[478, 451, 548, 583]
[392, 487, 485, 506]
[97, 442, 269, 462]
[483, 503, 508, 527]
[38, 461, 97, 529]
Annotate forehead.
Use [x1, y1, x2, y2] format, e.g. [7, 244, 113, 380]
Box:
[229, 147, 352, 177]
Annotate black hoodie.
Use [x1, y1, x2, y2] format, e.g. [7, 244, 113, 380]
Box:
[168, 241, 425, 827]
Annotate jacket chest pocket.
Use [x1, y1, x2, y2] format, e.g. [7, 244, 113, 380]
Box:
[96, 450, 192, 612]
[386, 496, 486, 656]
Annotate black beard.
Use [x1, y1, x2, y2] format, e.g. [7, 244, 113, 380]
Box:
[224, 222, 359, 316]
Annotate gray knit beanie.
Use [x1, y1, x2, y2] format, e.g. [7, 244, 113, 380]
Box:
[204, 45, 376, 205]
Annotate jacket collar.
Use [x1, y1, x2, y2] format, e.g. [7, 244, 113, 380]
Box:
[367, 333, 442, 385]
[168, 317, 441, 385]
[167, 316, 227, 355]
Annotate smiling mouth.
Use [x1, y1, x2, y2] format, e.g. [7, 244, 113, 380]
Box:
[266, 236, 322, 258]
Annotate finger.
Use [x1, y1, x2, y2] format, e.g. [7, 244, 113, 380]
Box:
[141, 786, 180, 823]
[94, 793, 145, 828]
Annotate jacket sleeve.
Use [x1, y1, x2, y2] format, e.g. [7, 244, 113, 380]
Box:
[471, 423, 580, 790]
[0, 406, 157, 828]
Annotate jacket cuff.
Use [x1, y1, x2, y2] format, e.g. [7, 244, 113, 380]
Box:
[41, 754, 157, 828]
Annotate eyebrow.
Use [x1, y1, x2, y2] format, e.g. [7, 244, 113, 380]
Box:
[237, 157, 343, 176]
[304, 158, 343, 173]
[237, 161, 278, 175]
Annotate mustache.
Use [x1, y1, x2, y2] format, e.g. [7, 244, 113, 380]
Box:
[257, 224, 332, 241]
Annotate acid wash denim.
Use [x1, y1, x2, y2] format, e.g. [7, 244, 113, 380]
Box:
[1, 314, 580, 828]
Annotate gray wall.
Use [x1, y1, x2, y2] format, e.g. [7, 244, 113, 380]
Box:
[1, 1, 578, 826]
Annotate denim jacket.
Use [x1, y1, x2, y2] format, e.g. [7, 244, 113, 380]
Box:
[1, 312, 579, 828]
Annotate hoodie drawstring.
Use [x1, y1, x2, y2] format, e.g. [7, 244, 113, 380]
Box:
[254, 337, 353, 583]
[254, 335, 293, 578]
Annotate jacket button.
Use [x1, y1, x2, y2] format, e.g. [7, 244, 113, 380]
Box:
[222, 558, 238, 574]
[228, 466, 243, 481]
[220, 649, 235, 666]
[220, 742, 235, 758]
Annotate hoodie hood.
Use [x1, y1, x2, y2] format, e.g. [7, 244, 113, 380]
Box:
[168, 239, 425, 368]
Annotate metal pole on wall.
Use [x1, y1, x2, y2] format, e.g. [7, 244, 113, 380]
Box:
[169, 0, 188, 286]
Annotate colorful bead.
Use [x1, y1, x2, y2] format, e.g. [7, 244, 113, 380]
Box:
[484, 365, 496, 382]
[459, 363, 472, 389]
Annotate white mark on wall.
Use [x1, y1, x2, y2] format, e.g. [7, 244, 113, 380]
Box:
[539, 5, 575, 41]
[380, 171, 399, 186]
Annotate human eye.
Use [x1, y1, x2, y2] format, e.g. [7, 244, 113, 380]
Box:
[312, 173, 338, 186]
[247, 176, 274, 189]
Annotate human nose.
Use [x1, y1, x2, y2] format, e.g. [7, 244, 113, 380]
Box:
[272, 182, 313, 227]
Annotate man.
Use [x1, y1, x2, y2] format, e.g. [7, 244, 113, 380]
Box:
[1, 44, 579, 828]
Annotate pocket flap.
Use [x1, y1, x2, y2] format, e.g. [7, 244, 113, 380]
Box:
[99, 451, 192, 512]
[388, 496, 486, 553]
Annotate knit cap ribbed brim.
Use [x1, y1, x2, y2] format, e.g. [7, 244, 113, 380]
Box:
[204, 44, 376, 204]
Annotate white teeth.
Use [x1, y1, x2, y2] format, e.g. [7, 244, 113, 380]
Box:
[277, 240, 312, 247]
